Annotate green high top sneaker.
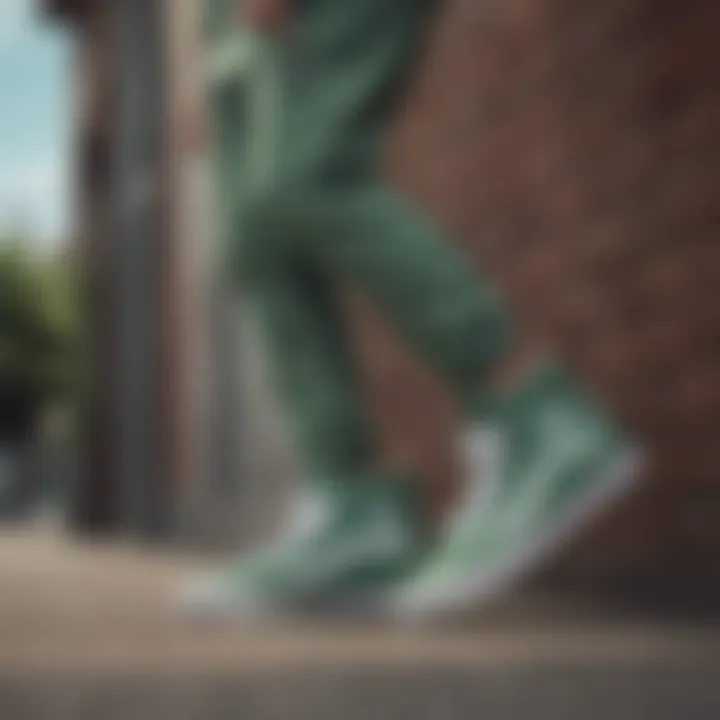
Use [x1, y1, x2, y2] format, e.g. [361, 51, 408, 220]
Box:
[181, 476, 428, 620]
[392, 363, 644, 621]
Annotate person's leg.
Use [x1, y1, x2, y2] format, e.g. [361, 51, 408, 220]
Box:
[229, 0, 510, 480]
[185, 212, 429, 617]
[245, 0, 512, 406]
[249, 184, 511, 403]
[263, 0, 643, 620]
[242, 246, 377, 483]
[188, 0, 642, 618]
[183, 12, 435, 615]
[207, 24, 380, 484]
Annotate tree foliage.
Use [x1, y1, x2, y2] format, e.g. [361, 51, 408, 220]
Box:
[0, 236, 78, 440]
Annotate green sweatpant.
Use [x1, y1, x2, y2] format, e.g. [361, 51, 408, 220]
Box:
[219, 0, 511, 482]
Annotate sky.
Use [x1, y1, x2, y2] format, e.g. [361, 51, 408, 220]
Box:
[0, 0, 73, 248]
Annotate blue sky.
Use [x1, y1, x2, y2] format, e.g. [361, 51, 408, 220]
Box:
[0, 0, 73, 248]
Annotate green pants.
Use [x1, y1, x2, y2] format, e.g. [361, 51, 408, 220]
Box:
[221, 0, 511, 482]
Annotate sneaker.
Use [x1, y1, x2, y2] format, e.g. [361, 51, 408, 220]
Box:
[392, 363, 644, 621]
[180, 477, 428, 620]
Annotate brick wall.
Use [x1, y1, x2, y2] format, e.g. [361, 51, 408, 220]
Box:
[356, 0, 720, 599]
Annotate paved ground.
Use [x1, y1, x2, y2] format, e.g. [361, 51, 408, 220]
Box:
[1, 524, 720, 719]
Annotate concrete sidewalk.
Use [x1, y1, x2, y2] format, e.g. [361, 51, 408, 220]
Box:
[1, 525, 719, 719]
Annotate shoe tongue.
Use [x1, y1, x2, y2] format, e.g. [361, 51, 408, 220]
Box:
[280, 491, 336, 544]
[466, 362, 566, 489]
[478, 361, 565, 423]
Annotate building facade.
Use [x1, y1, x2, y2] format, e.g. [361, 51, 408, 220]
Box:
[46, 0, 296, 543]
[49, 0, 720, 601]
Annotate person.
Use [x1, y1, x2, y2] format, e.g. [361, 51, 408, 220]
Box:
[184, 0, 643, 621]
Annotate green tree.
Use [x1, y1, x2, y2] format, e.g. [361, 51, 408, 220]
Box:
[0, 236, 78, 441]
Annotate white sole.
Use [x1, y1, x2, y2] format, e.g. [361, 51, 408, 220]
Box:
[392, 446, 646, 623]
